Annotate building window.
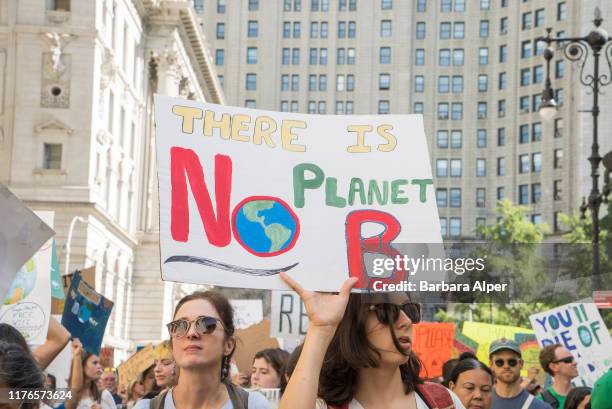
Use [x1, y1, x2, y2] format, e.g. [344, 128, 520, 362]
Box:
[249, 0, 259, 11]
[535, 39, 545, 56]
[554, 118, 564, 138]
[281, 75, 289, 91]
[319, 74, 327, 91]
[440, 22, 451, 39]
[480, 0, 490, 10]
[440, 218, 448, 238]
[532, 183, 541, 204]
[311, 0, 319, 11]
[194, 0, 204, 13]
[497, 157, 505, 176]
[311, 22, 319, 38]
[521, 68, 530, 86]
[455, 0, 465, 12]
[520, 96, 529, 113]
[498, 128, 506, 146]
[381, 20, 392, 37]
[532, 152, 542, 172]
[415, 49, 425, 65]
[335, 101, 344, 115]
[248, 21, 258, 37]
[346, 101, 354, 114]
[450, 218, 461, 238]
[292, 48, 300, 64]
[521, 40, 532, 58]
[556, 88, 565, 106]
[416, 0, 425, 12]
[246, 74, 256, 90]
[308, 75, 317, 91]
[519, 184, 529, 204]
[47, 0, 71, 11]
[453, 49, 464, 65]
[476, 188, 486, 208]
[441, 0, 451, 12]
[479, 20, 489, 38]
[477, 129, 486, 148]
[554, 180, 562, 200]
[378, 100, 390, 114]
[348, 21, 356, 37]
[415, 76, 424, 93]
[318, 101, 326, 113]
[437, 130, 449, 148]
[438, 76, 450, 93]
[310, 48, 318, 65]
[414, 102, 424, 113]
[532, 122, 542, 141]
[439, 49, 450, 66]
[557, 2, 566, 21]
[436, 159, 448, 177]
[291, 75, 299, 91]
[554, 148, 563, 168]
[380, 47, 391, 64]
[476, 217, 487, 230]
[217, 0, 226, 13]
[451, 103, 463, 120]
[320, 48, 328, 64]
[321, 22, 328, 37]
[246, 47, 257, 64]
[293, 22, 301, 38]
[216, 22, 225, 39]
[450, 159, 462, 177]
[479, 47, 489, 65]
[450, 188, 461, 208]
[338, 21, 346, 38]
[379, 74, 390, 90]
[533, 65, 543, 83]
[452, 76, 463, 93]
[281, 101, 289, 112]
[522, 12, 532, 30]
[478, 74, 488, 92]
[519, 154, 530, 173]
[283, 22, 291, 38]
[556, 60, 564, 78]
[476, 158, 486, 177]
[347, 74, 355, 91]
[454, 22, 465, 39]
[450, 130, 462, 148]
[533, 94, 542, 111]
[500, 17, 508, 34]
[282, 48, 290, 65]
[499, 45, 508, 63]
[519, 124, 529, 143]
[531, 214, 542, 224]
[498, 100, 506, 117]
[416, 22, 426, 39]
[499, 72, 507, 90]
[347, 48, 355, 64]
[349, 0, 357, 11]
[436, 189, 448, 207]
[535, 8, 545, 27]
[43, 143, 62, 169]
[218, 75, 224, 88]
[554, 211, 561, 232]
[308, 100, 316, 113]
[438, 103, 449, 120]
[245, 100, 256, 108]
[338, 0, 347, 11]
[477, 102, 487, 119]
[497, 187, 505, 200]
[337, 48, 346, 64]
[215, 49, 224, 65]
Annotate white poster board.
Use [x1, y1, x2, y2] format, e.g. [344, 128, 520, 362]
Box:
[271, 291, 308, 340]
[529, 300, 612, 387]
[154, 95, 442, 291]
[0, 211, 53, 345]
[0, 185, 54, 300]
[230, 299, 263, 329]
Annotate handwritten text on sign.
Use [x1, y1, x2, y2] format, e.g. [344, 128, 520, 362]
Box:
[154, 96, 442, 291]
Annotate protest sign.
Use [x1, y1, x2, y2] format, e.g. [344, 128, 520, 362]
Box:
[453, 325, 478, 357]
[412, 322, 455, 378]
[515, 333, 546, 384]
[52, 266, 95, 315]
[271, 290, 308, 339]
[117, 344, 154, 387]
[0, 211, 54, 345]
[50, 240, 64, 300]
[100, 347, 115, 368]
[234, 319, 279, 373]
[61, 272, 113, 355]
[230, 299, 263, 329]
[530, 300, 612, 387]
[0, 185, 54, 300]
[154, 96, 442, 291]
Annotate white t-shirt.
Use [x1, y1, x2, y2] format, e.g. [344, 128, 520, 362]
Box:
[76, 389, 117, 409]
[132, 388, 271, 409]
[315, 389, 466, 409]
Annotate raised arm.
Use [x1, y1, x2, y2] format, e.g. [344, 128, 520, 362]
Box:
[33, 316, 71, 368]
[65, 339, 84, 409]
[278, 273, 357, 409]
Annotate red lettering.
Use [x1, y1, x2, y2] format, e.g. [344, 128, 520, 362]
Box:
[170, 147, 232, 246]
[346, 210, 406, 289]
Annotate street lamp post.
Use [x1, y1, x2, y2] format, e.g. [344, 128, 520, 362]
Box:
[538, 8, 612, 293]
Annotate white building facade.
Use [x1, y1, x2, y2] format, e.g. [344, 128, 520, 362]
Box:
[0, 0, 223, 362]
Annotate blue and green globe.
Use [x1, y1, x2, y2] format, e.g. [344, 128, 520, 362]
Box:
[233, 197, 299, 256]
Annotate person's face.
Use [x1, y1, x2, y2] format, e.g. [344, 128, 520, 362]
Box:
[132, 382, 145, 399]
[169, 299, 234, 371]
[449, 369, 493, 409]
[364, 301, 415, 367]
[490, 350, 522, 385]
[550, 347, 578, 379]
[251, 357, 281, 388]
[101, 372, 117, 391]
[85, 355, 103, 381]
[143, 369, 156, 394]
[154, 357, 176, 388]
[577, 395, 591, 409]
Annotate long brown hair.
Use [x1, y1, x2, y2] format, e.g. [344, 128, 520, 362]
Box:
[171, 290, 236, 382]
[68, 352, 101, 403]
[318, 294, 423, 406]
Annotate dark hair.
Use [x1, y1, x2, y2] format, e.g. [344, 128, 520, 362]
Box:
[448, 357, 494, 386]
[563, 387, 591, 409]
[68, 352, 102, 403]
[539, 344, 562, 376]
[0, 323, 32, 355]
[172, 290, 236, 382]
[253, 348, 290, 386]
[318, 294, 423, 406]
[458, 352, 477, 361]
[46, 373, 57, 390]
[441, 358, 459, 388]
[0, 340, 44, 409]
[281, 344, 304, 394]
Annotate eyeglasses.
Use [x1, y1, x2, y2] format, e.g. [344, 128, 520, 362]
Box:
[494, 358, 519, 367]
[166, 316, 223, 337]
[368, 302, 421, 324]
[552, 356, 574, 364]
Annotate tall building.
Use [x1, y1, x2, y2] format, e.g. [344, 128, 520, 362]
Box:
[197, 0, 612, 238]
[0, 0, 223, 362]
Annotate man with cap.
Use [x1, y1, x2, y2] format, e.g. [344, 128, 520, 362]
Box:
[490, 338, 552, 409]
[590, 369, 612, 409]
[537, 344, 578, 409]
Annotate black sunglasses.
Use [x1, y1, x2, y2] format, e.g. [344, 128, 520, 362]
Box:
[368, 302, 421, 324]
[494, 358, 519, 367]
[166, 316, 223, 337]
[552, 356, 574, 364]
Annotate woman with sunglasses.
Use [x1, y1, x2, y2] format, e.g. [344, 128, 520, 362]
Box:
[279, 273, 464, 409]
[133, 290, 271, 409]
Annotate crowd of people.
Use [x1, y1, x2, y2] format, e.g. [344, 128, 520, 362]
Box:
[1, 278, 611, 409]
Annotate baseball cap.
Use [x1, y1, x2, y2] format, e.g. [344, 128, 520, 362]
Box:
[489, 338, 522, 357]
[591, 369, 612, 409]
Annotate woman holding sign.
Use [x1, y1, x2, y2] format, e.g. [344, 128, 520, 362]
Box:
[279, 273, 464, 409]
[133, 290, 270, 409]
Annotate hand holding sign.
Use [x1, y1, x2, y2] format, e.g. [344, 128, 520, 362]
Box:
[280, 272, 357, 331]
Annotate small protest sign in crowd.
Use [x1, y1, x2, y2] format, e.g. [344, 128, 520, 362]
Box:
[1, 99, 611, 409]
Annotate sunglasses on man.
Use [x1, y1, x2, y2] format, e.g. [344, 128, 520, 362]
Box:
[493, 358, 521, 367]
[368, 302, 421, 324]
[552, 356, 575, 364]
[166, 316, 224, 337]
